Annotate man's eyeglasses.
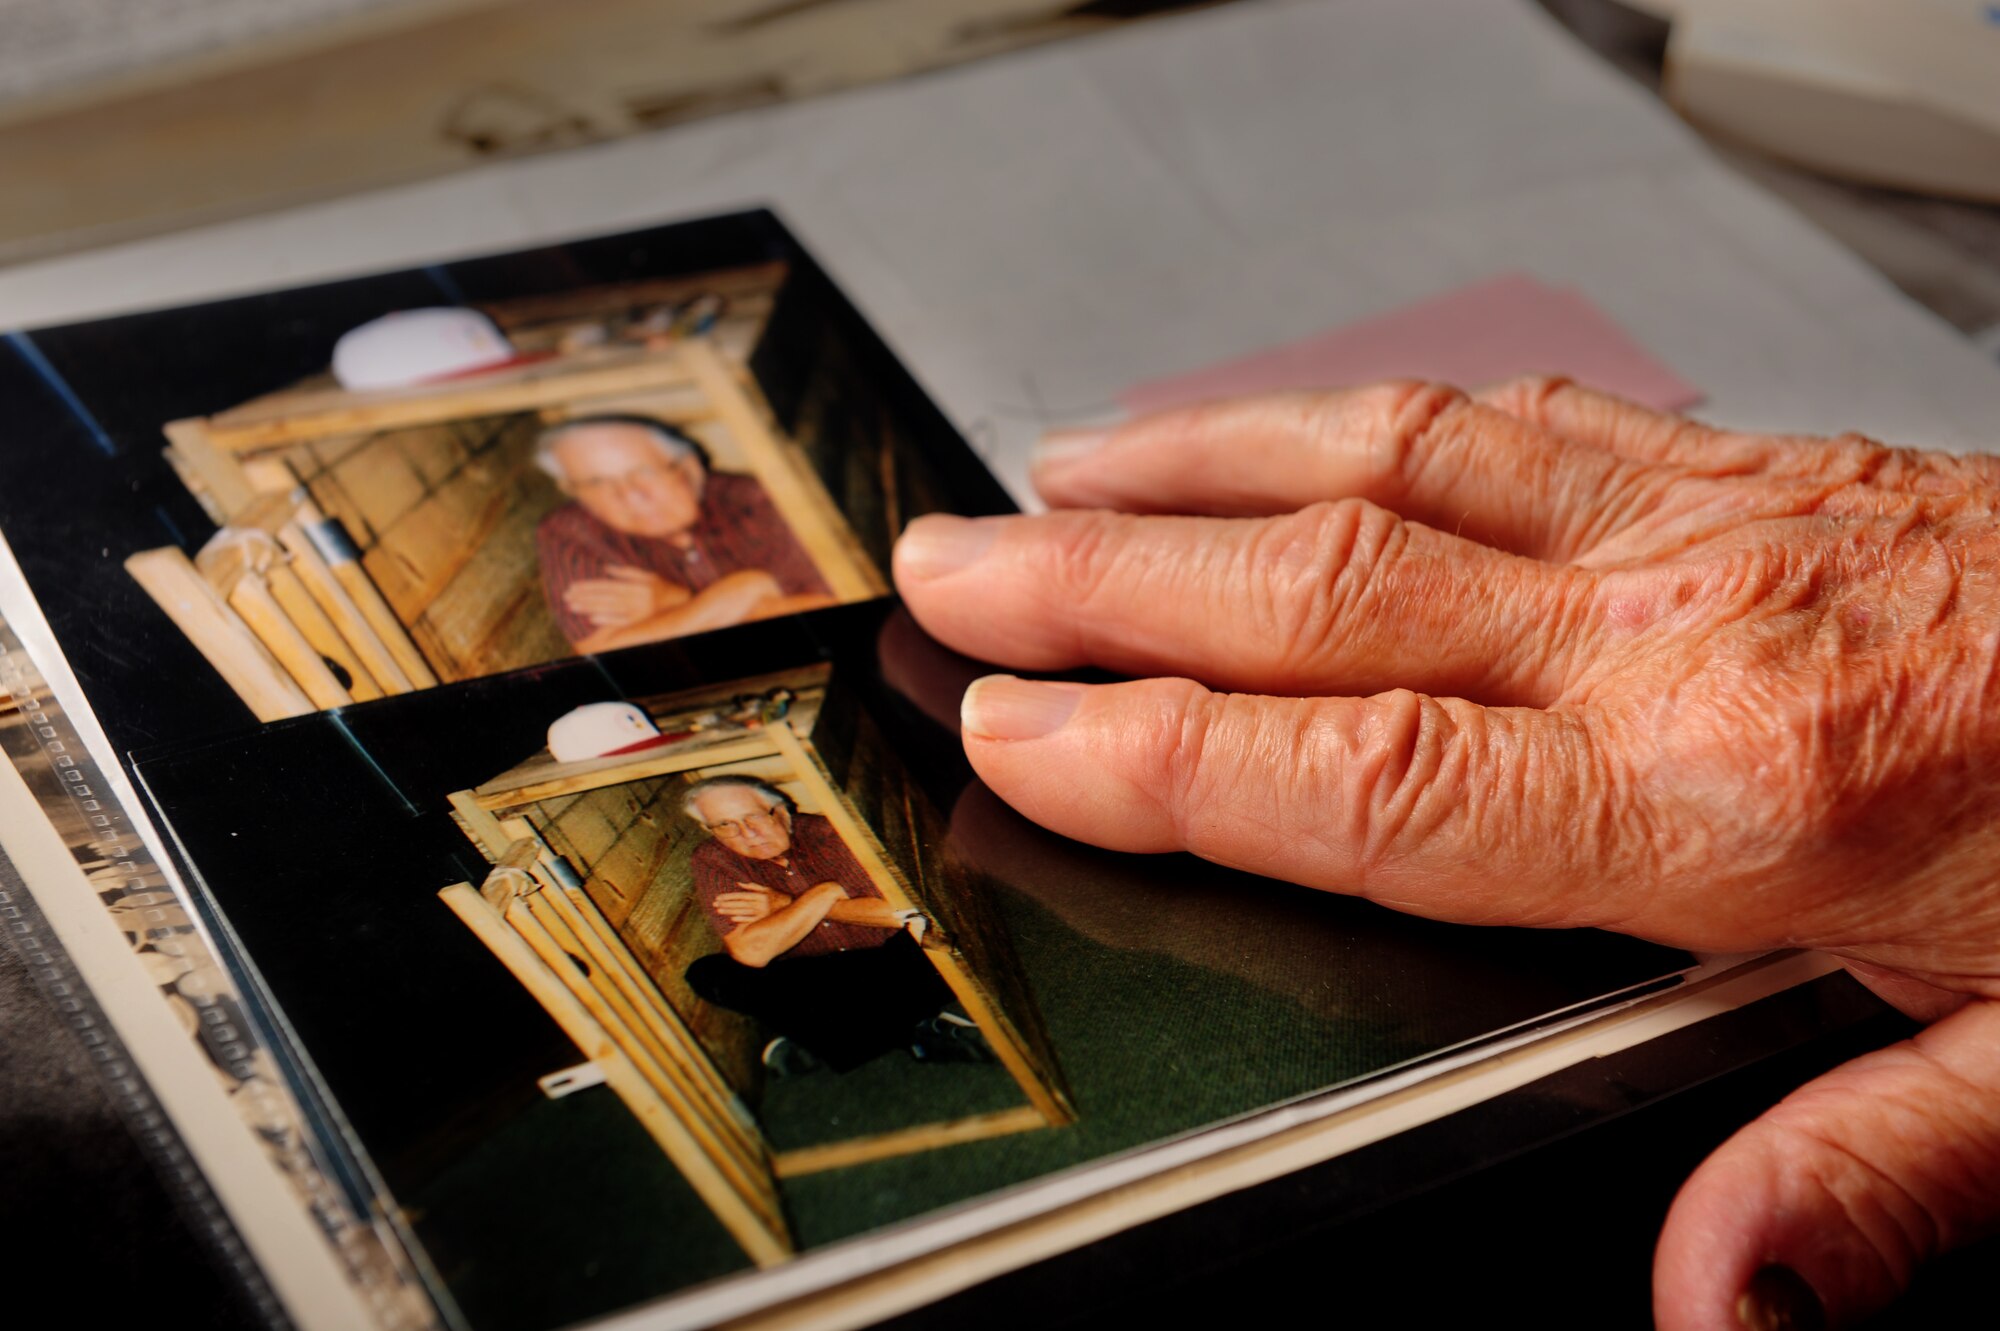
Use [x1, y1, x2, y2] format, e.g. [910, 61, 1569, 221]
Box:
[703, 809, 784, 838]
[570, 461, 684, 500]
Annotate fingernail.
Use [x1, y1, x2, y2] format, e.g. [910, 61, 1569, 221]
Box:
[1736, 1266, 1827, 1331]
[1032, 427, 1112, 472]
[896, 514, 998, 580]
[962, 676, 1084, 741]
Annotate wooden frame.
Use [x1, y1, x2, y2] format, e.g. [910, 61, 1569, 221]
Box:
[442, 669, 1071, 1261]
[133, 315, 889, 720]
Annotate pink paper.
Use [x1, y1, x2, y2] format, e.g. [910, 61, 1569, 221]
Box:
[1119, 274, 1703, 416]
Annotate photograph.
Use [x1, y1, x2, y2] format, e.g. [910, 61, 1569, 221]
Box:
[443, 665, 1071, 1263]
[0, 210, 1011, 748]
[128, 264, 885, 716]
[121, 602, 1697, 1331]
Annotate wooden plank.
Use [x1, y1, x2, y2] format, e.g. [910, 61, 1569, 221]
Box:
[767, 724, 1073, 1128]
[677, 337, 883, 603]
[266, 562, 384, 702]
[542, 786, 632, 869]
[587, 814, 681, 917]
[224, 568, 355, 710]
[520, 884, 762, 1178]
[399, 422, 471, 488]
[278, 520, 416, 695]
[439, 883, 791, 1265]
[359, 467, 509, 639]
[483, 266, 786, 333]
[692, 353, 889, 596]
[242, 458, 300, 493]
[528, 778, 765, 1095]
[196, 536, 356, 710]
[161, 444, 228, 527]
[474, 736, 776, 811]
[163, 419, 254, 518]
[771, 1106, 1048, 1178]
[301, 429, 375, 473]
[539, 383, 715, 441]
[447, 790, 513, 861]
[330, 435, 430, 539]
[335, 558, 437, 689]
[539, 882, 763, 1164]
[290, 499, 440, 689]
[770, 432, 893, 599]
[124, 547, 313, 722]
[241, 459, 298, 495]
[506, 891, 788, 1244]
[399, 465, 570, 679]
[225, 492, 305, 538]
[205, 350, 698, 452]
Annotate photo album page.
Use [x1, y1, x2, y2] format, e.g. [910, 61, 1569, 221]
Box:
[0, 211, 1700, 1331]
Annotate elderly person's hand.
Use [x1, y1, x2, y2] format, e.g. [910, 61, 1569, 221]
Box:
[892, 379, 2000, 1331]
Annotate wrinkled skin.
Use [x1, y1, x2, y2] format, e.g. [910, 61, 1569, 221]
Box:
[891, 379, 2000, 1330]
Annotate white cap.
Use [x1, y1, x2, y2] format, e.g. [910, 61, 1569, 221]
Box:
[332, 308, 516, 390]
[547, 702, 674, 763]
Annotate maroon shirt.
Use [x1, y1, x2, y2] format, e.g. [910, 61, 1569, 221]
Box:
[536, 472, 831, 646]
[691, 812, 895, 960]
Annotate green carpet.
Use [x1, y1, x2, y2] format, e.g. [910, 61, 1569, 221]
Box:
[405, 864, 1677, 1329]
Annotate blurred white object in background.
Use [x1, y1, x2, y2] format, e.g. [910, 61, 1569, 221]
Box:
[330, 307, 514, 389]
[1664, 0, 2000, 201]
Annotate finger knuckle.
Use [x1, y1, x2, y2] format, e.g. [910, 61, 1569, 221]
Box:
[1249, 499, 1405, 678]
[1367, 380, 1471, 491]
[1042, 510, 1141, 622]
[1345, 692, 1546, 898]
[1147, 686, 1331, 864]
[1122, 678, 1225, 838]
[1515, 372, 1573, 407]
[1343, 690, 1440, 885]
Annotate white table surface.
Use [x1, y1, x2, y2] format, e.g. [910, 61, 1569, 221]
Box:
[1, 0, 1995, 506]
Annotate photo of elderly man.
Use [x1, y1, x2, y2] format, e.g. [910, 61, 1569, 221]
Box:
[534, 415, 834, 653]
[679, 775, 987, 1076]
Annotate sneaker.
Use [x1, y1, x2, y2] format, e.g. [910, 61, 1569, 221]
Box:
[761, 1036, 824, 1080]
[908, 1015, 994, 1065]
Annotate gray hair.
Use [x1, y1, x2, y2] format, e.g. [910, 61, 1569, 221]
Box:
[533, 415, 710, 492]
[682, 775, 796, 825]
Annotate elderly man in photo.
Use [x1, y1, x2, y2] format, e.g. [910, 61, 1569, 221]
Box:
[679, 775, 985, 1075]
[534, 415, 834, 654]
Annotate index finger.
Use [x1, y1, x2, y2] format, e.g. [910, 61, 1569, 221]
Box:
[954, 673, 1734, 951]
[895, 501, 1596, 707]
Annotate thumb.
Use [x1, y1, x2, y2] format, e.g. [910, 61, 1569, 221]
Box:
[1655, 996, 2000, 1330]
